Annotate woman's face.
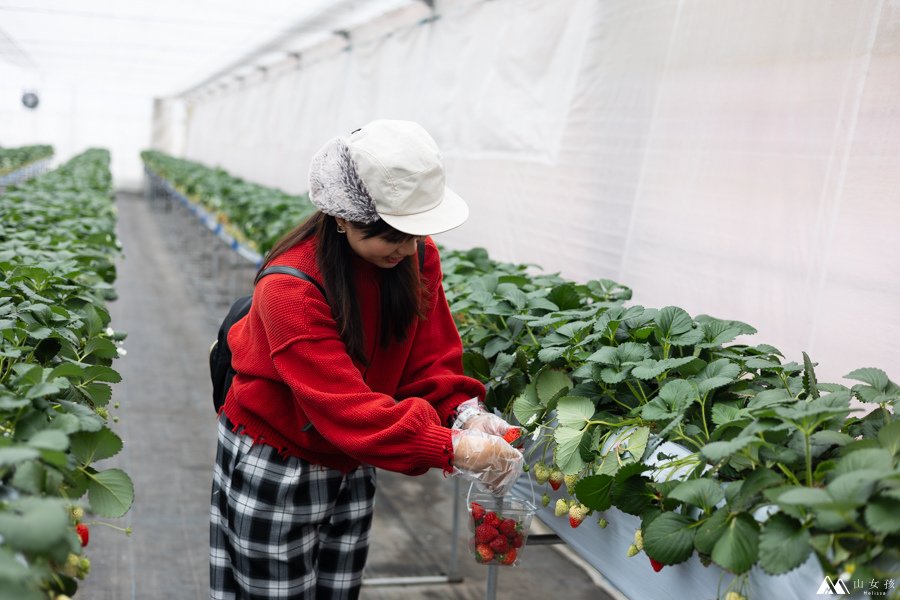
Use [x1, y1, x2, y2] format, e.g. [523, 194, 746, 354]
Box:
[338, 219, 421, 269]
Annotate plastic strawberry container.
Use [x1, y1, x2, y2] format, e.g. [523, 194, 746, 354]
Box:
[467, 491, 536, 567]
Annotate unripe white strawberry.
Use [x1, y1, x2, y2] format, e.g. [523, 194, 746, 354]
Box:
[533, 463, 551, 485]
[633, 529, 644, 551]
[626, 543, 639, 557]
[554, 498, 570, 517]
[564, 473, 579, 494]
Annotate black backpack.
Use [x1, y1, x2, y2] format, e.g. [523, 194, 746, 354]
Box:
[209, 267, 326, 413]
[209, 242, 425, 413]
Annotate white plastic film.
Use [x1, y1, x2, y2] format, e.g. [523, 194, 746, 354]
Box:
[174, 0, 900, 388]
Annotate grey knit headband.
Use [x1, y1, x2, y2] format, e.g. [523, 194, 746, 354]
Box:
[307, 138, 379, 224]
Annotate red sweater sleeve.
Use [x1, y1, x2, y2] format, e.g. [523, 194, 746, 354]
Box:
[258, 277, 454, 476]
[395, 243, 485, 425]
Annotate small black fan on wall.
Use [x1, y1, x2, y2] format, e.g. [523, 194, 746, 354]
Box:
[22, 90, 39, 109]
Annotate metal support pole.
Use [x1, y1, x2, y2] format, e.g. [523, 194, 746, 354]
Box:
[485, 564, 498, 599]
[447, 477, 462, 582]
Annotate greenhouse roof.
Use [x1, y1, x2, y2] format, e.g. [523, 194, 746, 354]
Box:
[0, 0, 414, 98]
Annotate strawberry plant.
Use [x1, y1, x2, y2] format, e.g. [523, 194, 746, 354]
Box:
[0, 145, 53, 177]
[440, 246, 899, 596]
[141, 151, 316, 254]
[0, 150, 133, 599]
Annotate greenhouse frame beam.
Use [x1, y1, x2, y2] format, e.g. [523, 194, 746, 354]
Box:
[174, 0, 369, 99]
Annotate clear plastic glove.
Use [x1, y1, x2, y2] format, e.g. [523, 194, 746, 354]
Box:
[451, 429, 523, 497]
[452, 398, 514, 437]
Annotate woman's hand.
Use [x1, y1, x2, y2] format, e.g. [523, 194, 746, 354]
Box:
[452, 398, 515, 437]
[451, 429, 523, 496]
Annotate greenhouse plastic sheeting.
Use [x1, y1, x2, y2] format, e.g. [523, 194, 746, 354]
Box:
[167, 0, 900, 388]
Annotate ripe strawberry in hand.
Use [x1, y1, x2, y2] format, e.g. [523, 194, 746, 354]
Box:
[502, 427, 522, 446]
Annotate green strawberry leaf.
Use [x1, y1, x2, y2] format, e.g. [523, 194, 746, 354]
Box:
[554, 427, 586, 475]
[556, 396, 596, 429]
[86, 468, 134, 518]
[512, 383, 543, 427]
[0, 498, 71, 554]
[668, 478, 725, 512]
[758, 513, 811, 575]
[694, 507, 729, 555]
[535, 369, 572, 405]
[864, 496, 900, 534]
[573, 474, 614, 512]
[644, 512, 696, 565]
[711, 512, 759, 574]
[701, 436, 757, 462]
[70, 427, 123, 464]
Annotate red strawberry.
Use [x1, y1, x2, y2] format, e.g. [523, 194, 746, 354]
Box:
[509, 532, 524, 548]
[489, 536, 510, 554]
[499, 518, 517, 536]
[649, 557, 664, 572]
[475, 524, 499, 544]
[548, 469, 564, 491]
[483, 512, 501, 528]
[503, 428, 522, 445]
[500, 548, 518, 565]
[76, 523, 89, 547]
[475, 544, 495, 563]
[470, 502, 485, 522]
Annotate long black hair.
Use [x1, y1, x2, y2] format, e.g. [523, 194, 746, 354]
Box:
[261, 211, 428, 365]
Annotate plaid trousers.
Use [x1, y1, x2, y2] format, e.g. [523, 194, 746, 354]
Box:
[210, 413, 376, 600]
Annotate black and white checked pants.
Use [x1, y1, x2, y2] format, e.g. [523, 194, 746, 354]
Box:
[210, 413, 376, 599]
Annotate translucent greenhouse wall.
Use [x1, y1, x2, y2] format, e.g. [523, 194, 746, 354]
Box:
[160, 0, 900, 387]
[0, 73, 153, 186]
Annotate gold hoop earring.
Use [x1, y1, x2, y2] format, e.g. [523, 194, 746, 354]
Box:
[336, 224, 347, 234]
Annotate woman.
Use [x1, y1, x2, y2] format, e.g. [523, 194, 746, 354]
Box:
[210, 119, 523, 599]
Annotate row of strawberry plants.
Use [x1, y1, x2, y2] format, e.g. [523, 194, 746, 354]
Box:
[142, 155, 898, 596]
[141, 150, 315, 255]
[0, 149, 133, 600]
[442, 247, 899, 596]
[0, 145, 53, 177]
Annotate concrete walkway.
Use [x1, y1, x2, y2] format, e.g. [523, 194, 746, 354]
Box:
[77, 191, 614, 600]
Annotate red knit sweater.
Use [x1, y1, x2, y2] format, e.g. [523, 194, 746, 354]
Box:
[223, 235, 484, 475]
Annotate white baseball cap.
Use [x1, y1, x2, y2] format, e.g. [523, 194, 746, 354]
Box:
[308, 120, 469, 236]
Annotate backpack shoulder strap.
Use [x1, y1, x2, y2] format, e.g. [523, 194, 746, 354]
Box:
[417, 240, 426, 271]
[255, 266, 327, 301]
